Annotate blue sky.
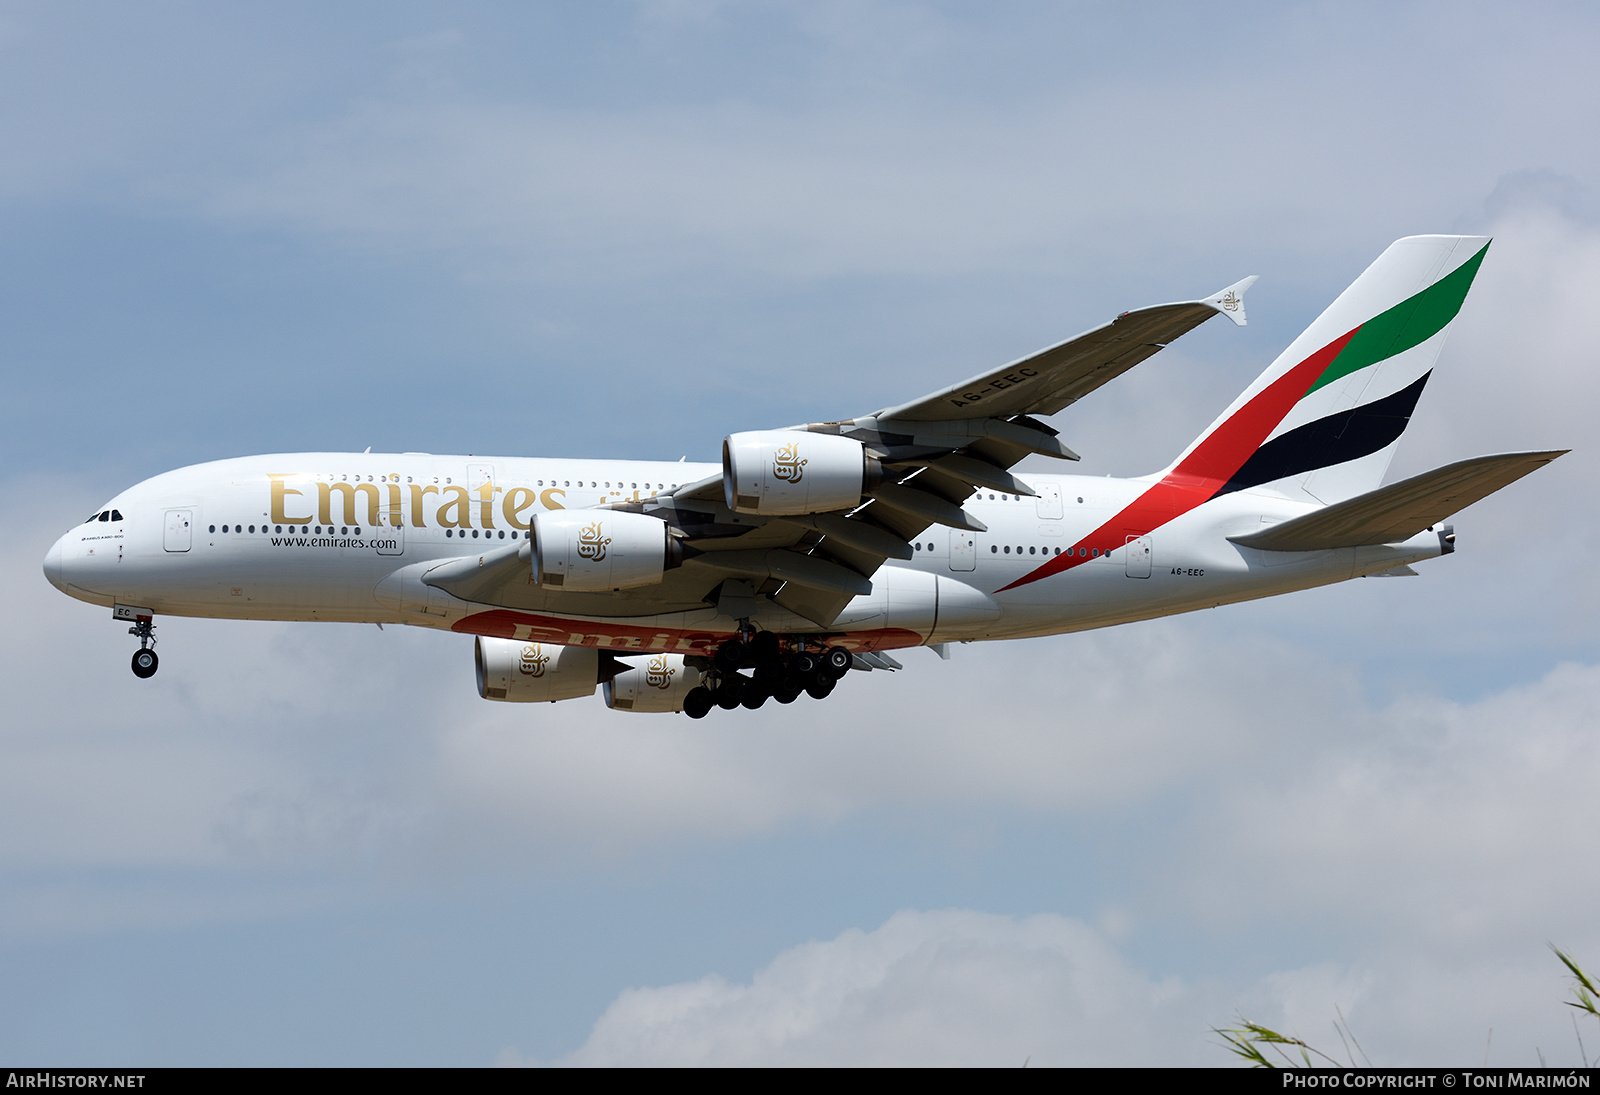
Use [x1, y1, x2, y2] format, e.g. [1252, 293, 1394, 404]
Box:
[5, 1, 1600, 1065]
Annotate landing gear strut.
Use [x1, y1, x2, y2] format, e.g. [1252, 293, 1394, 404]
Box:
[684, 631, 854, 717]
[128, 616, 158, 679]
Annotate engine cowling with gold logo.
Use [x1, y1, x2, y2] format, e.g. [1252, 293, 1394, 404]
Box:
[603, 653, 705, 713]
[474, 637, 601, 702]
[530, 510, 673, 591]
[722, 430, 877, 515]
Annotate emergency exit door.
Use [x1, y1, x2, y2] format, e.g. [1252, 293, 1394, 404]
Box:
[1124, 534, 1151, 578]
[949, 529, 975, 571]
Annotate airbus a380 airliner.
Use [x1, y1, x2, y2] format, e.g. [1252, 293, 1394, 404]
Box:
[44, 236, 1563, 719]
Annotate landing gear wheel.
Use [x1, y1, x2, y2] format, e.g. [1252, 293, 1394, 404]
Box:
[824, 647, 853, 674]
[715, 683, 744, 711]
[773, 685, 802, 704]
[683, 687, 713, 719]
[805, 674, 836, 700]
[740, 680, 769, 710]
[714, 638, 747, 672]
[751, 631, 781, 663]
[127, 615, 158, 678]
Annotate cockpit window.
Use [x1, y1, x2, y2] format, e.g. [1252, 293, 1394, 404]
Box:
[111, 510, 123, 521]
[98, 512, 111, 522]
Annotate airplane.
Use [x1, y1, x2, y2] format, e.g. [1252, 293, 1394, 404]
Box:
[43, 235, 1564, 719]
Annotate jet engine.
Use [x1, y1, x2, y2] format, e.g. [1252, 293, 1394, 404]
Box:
[474, 637, 600, 702]
[530, 510, 676, 590]
[603, 653, 705, 713]
[722, 430, 880, 515]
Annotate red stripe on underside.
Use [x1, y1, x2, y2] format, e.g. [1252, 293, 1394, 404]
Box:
[996, 326, 1359, 592]
[454, 609, 927, 652]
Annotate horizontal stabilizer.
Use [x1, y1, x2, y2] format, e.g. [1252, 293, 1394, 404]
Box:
[1229, 450, 1567, 552]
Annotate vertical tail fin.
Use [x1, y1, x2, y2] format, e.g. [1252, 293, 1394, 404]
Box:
[1164, 235, 1491, 505]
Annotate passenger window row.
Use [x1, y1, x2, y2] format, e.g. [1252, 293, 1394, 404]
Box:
[205, 523, 531, 539]
[989, 544, 1102, 558]
[213, 524, 360, 535]
[909, 540, 1101, 559]
[196, 474, 693, 542]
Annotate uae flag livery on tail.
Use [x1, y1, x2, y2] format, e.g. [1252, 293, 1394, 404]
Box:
[1002, 236, 1492, 592]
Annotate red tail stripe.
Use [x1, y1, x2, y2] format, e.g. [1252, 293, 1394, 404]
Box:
[996, 327, 1359, 592]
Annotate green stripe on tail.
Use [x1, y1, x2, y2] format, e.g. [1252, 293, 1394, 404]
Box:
[1304, 241, 1489, 397]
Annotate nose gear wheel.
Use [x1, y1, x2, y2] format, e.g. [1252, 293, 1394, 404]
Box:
[128, 616, 158, 679]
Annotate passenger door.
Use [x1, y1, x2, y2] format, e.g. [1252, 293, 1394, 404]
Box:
[1124, 534, 1151, 578]
[163, 509, 192, 552]
[1035, 482, 1063, 519]
[949, 529, 975, 571]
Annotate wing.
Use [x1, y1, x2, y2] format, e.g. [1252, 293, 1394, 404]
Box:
[875, 276, 1258, 422]
[431, 277, 1257, 630]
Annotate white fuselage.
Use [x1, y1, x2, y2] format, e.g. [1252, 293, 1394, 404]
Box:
[44, 452, 1447, 654]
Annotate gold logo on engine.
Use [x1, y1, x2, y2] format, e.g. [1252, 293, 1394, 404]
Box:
[772, 442, 807, 483]
[519, 644, 551, 677]
[645, 655, 675, 689]
[576, 521, 611, 562]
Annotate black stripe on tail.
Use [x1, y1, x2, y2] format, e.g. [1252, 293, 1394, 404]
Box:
[1212, 372, 1431, 498]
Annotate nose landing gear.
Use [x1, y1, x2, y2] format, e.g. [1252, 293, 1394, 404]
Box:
[124, 611, 158, 679]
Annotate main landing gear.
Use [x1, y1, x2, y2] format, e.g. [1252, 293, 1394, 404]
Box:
[128, 615, 158, 679]
[681, 631, 855, 719]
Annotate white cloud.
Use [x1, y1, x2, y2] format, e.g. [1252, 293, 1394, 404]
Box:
[526, 907, 1599, 1066]
[549, 909, 1200, 1066]
[1185, 659, 1600, 947]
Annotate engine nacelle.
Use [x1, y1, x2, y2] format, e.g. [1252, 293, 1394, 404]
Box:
[722, 430, 875, 515]
[603, 654, 705, 713]
[474, 637, 600, 702]
[531, 510, 671, 590]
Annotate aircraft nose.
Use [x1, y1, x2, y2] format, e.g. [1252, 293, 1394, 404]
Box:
[43, 531, 68, 593]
